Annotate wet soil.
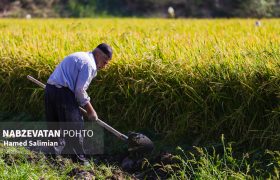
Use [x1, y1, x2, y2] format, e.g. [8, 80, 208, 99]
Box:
[2, 145, 181, 179]
[89, 151, 181, 180]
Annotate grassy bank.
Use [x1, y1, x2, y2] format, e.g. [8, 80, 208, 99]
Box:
[0, 144, 131, 179]
[0, 19, 279, 149]
[1, 136, 280, 179]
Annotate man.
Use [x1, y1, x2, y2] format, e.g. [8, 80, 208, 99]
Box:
[45, 43, 113, 165]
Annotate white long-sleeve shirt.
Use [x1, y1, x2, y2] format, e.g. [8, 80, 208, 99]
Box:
[47, 52, 97, 106]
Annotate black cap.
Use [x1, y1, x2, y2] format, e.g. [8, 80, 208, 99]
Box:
[96, 43, 113, 59]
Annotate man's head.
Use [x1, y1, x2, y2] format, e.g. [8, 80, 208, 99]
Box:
[93, 43, 113, 70]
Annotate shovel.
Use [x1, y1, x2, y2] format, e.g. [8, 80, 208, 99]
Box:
[27, 75, 154, 153]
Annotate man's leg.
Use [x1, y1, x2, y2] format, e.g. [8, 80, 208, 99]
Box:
[55, 87, 87, 163]
[45, 84, 65, 156]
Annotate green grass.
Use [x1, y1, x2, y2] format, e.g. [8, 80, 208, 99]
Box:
[138, 135, 280, 179]
[0, 143, 131, 179]
[0, 18, 279, 150]
[1, 136, 280, 179]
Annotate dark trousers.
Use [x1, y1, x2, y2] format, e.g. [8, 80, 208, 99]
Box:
[45, 84, 85, 160]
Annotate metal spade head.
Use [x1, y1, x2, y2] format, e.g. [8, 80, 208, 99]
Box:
[127, 132, 154, 153]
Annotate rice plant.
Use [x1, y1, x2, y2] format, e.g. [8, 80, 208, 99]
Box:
[0, 18, 279, 149]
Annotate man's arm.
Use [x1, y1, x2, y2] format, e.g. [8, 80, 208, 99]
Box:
[83, 101, 98, 121]
[74, 61, 97, 120]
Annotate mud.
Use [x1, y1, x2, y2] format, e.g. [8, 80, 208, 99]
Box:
[67, 167, 95, 180]
[89, 152, 181, 180]
[2, 146, 181, 179]
[62, 151, 181, 179]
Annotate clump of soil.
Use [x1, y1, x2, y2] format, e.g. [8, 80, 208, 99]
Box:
[107, 169, 136, 180]
[134, 152, 181, 179]
[91, 151, 181, 180]
[1, 145, 182, 179]
[67, 167, 95, 180]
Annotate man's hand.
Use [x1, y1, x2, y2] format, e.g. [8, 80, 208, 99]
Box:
[88, 110, 98, 121]
[83, 102, 98, 121]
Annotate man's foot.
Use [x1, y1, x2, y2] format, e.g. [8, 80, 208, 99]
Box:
[77, 154, 91, 166]
[81, 160, 91, 166]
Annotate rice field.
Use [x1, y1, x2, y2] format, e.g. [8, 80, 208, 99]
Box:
[0, 18, 279, 149]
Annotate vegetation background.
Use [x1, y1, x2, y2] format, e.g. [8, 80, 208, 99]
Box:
[0, 1, 280, 179]
[1, 0, 280, 18]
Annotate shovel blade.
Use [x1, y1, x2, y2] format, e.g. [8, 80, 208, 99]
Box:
[127, 132, 154, 153]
